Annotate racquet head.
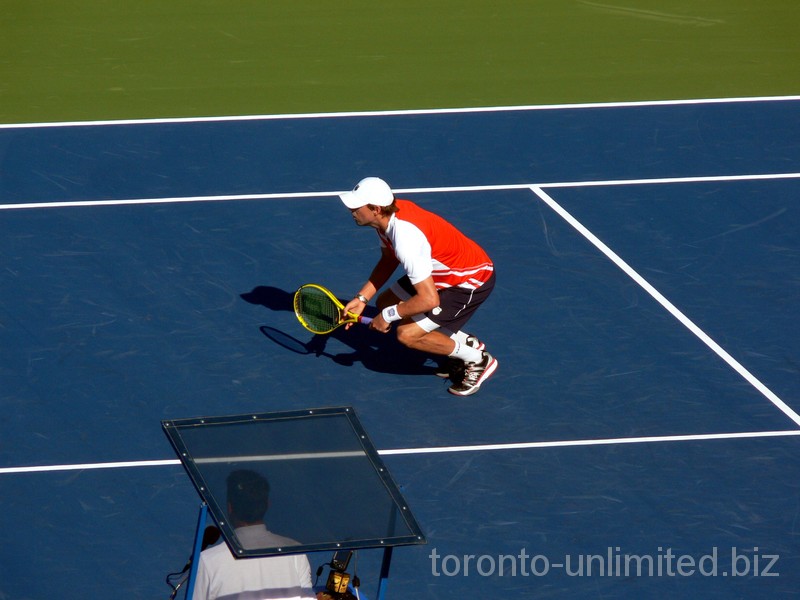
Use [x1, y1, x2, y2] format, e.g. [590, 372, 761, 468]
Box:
[294, 284, 342, 334]
[293, 284, 372, 334]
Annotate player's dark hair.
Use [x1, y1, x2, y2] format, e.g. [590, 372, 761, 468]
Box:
[369, 200, 399, 216]
[227, 469, 271, 523]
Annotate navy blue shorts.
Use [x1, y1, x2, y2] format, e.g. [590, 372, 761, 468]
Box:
[391, 271, 496, 334]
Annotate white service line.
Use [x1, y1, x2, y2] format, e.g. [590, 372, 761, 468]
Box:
[4, 172, 800, 212]
[3, 429, 800, 475]
[0, 191, 342, 211]
[379, 429, 800, 456]
[539, 172, 800, 189]
[530, 184, 800, 428]
[0, 459, 180, 475]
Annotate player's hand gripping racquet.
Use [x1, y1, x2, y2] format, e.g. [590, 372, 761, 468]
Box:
[293, 284, 373, 334]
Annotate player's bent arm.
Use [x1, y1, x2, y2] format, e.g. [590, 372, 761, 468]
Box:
[398, 276, 440, 317]
[368, 248, 400, 290]
[345, 249, 400, 317]
[375, 277, 437, 331]
[359, 248, 400, 302]
[372, 277, 439, 333]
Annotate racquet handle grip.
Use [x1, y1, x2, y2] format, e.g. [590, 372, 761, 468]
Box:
[359, 316, 373, 325]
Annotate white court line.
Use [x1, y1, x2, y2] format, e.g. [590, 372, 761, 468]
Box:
[540, 172, 800, 189]
[3, 172, 800, 212]
[3, 430, 800, 475]
[1, 94, 799, 129]
[0, 459, 180, 475]
[0, 191, 341, 211]
[379, 429, 800, 456]
[530, 184, 800, 428]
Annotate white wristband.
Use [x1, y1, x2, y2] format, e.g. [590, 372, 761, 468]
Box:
[381, 304, 402, 323]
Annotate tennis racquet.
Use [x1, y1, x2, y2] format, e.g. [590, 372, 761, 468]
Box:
[293, 283, 373, 334]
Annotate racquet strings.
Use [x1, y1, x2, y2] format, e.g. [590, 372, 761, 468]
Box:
[295, 286, 341, 332]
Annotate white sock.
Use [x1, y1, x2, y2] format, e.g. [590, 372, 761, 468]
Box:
[449, 330, 470, 345]
[449, 341, 483, 364]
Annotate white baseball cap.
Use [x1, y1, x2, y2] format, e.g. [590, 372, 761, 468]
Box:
[339, 177, 395, 209]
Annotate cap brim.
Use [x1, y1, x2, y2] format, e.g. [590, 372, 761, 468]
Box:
[339, 191, 364, 210]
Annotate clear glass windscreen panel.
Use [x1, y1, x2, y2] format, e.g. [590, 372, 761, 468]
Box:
[169, 411, 421, 556]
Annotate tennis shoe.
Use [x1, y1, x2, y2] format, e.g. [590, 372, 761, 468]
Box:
[466, 335, 486, 352]
[448, 351, 498, 396]
[434, 335, 486, 379]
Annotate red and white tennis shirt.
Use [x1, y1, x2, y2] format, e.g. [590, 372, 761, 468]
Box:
[378, 199, 494, 290]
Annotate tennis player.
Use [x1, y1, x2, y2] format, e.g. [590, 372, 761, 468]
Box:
[340, 177, 498, 396]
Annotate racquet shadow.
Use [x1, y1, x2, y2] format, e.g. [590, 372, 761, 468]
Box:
[240, 285, 437, 376]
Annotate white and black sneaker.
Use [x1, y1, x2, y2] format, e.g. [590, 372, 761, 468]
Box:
[448, 351, 498, 396]
[434, 335, 486, 379]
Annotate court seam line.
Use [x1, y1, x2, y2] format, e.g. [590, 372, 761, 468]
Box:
[1, 95, 799, 129]
[2, 172, 800, 212]
[3, 429, 800, 475]
[530, 184, 800, 428]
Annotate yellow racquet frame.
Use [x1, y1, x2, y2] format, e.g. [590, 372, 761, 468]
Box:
[293, 283, 373, 334]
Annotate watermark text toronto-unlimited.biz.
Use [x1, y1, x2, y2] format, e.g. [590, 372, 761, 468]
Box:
[429, 547, 779, 578]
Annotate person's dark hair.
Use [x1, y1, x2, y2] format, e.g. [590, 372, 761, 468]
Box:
[368, 200, 399, 217]
[227, 470, 271, 522]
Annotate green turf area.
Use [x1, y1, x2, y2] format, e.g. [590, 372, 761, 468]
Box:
[1, 0, 799, 123]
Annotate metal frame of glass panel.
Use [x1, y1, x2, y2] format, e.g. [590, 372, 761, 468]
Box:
[162, 406, 426, 599]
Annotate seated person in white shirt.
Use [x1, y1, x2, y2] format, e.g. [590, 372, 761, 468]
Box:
[193, 469, 316, 600]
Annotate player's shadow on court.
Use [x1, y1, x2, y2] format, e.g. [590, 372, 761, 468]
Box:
[240, 285, 437, 376]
